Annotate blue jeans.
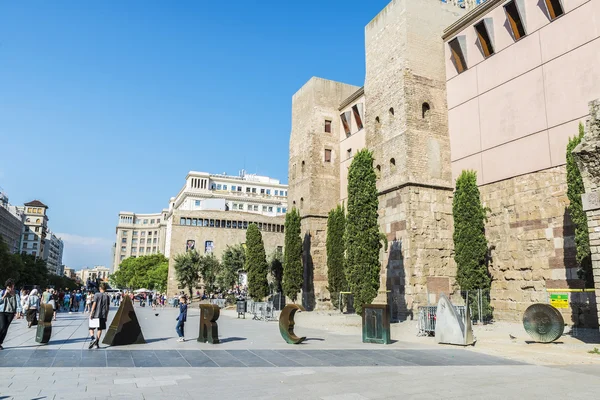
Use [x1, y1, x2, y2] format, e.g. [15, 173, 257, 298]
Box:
[176, 320, 185, 338]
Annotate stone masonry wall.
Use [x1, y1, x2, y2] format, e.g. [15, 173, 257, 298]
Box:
[480, 166, 597, 326]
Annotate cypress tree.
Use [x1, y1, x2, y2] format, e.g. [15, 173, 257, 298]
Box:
[283, 208, 303, 302]
[345, 149, 382, 315]
[245, 223, 269, 301]
[326, 204, 346, 309]
[453, 170, 492, 320]
[567, 123, 593, 286]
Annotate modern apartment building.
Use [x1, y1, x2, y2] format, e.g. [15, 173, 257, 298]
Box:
[44, 230, 64, 275]
[112, 212, 167, 271]
[113, 169, 288, 294]
[0, 191, 24, 254]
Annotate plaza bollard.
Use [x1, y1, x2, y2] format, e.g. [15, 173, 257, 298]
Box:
[236, 300, 247, 319]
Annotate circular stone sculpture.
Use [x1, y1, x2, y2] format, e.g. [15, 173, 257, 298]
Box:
[522, 303, 564, 343]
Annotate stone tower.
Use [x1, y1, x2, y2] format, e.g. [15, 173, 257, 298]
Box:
[288, 77, 360, 309]
[364, 0, 464, 320]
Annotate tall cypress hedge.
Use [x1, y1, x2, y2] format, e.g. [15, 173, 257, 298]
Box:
[567, 123, 593, 286]
[245, 223, 269, 301]
[327, 204, 346, 309]
[345, 149, 382, 315]
[453, 170, 491, 320]
[283, 208, 303, 302]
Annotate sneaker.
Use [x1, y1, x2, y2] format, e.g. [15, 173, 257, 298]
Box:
[177, 337, 184, 342]
[88, 337, 96, 349]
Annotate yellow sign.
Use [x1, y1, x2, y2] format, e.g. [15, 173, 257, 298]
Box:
[550, 293, 569, 309]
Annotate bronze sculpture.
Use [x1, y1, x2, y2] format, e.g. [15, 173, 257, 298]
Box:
[198, 304, 220, 344]
[279, 304, 306, 344]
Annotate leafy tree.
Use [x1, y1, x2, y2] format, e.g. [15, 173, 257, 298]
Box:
[147, 261, 169, 293]
[327, 205, 346, 309]
[47, 274, 79, 291]
[453, 170, 492, 320]
[567, 123, 593, 287]
[345, 149, 384, 315]
[283, 208, 302, 302]
[173, 250, 201, 299]
[110, 254, 168, 290]
[245, 223, 269, 301]
[19, 254, 49, 288]
[199, 254, 221, 294]
[218, 244, 245, 290]
[0, 237, 23, 285]
[269, 248, 284, 294]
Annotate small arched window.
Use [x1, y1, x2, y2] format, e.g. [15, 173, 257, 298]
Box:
[36, 219, 40, 223]
[422, 102, 431, 118]
[375, 165, 381, 179]
[390, 158, 396, 168]
[389, 107, 394, 116]
[375, 116, 380, 124]
[300, 197, 304, 208]
[301, 160, 305, 172]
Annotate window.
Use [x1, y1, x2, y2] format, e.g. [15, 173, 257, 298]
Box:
[150, 219, 155, 224]
[139, 247, 144, 253]
[157, 219, 160, 223]
[205, 241, 214, 254]
[35, 227, 40, 233]
[223, 185, 227, 190]
[474, 20, 494, 58]
[216, 220, 221, 228]
[204, 219, 209, 227]
[282, 208, 287, 213]
[153, 247, 157, 252]
[192, 218, 197, 226]
[300, 198, 304, 208]
[324, 149, 332, 162]
[390, 158, 396, 168]
[133, 231, 139, 236]
[226, 220, 231, 228]
[252, 188, 256, 193]
[246, 187, 251, 193]
[153, 238, 157, 244]
[253, 205, 259, 211]
[340, 111, 351, 136]
[147, 247, 151, 253]
[389, 107, 394, 116]
[148, 231, 152, 236]
[268, 206, 273, 212]
[122, 231, 128, 237]
[232, 185, 236, 191]
[121, 246, 126, 252]
[301, 161, 305, 172]
[275, 190, 279, 196]
[143, 219, 148, 224]
[237, 186, 242, 192]
[544, 0, 564, 19]
[261, 188, 265, 194]
[422, 103, 431, 119]
[132, 239, 138, 245]
[448, 36, 467, 73]
[277, 207, 281, 213]
[36, 219, 40, 223]
[23, 243, 28, 249]
[186, 218, 192, 226]
[376, 165, 381, 179]
[325, 119, 332, 133]
[233, 203, 238, 210]
[120, 255, 125, 261]
[266, 189, 271, 195]
[217, 184, 222, 190]
[352, 104, 363, 130]
[140, 238, 145, 245]
[141, 231, 145, 237]
[211, 183, 216, 190]
[154, 231, 158, 235]
[347, 148, 352, 158]
[122, 238, 127, 243]
[210, 219, 214, 227]
[262, 206, 268, 212]
[195, 200, 201, 206]
[32, 251, 36, 257]
[504, 1, 526, 41]
[243, 221, 248, 229]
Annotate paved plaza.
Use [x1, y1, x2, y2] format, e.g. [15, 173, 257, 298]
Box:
[1, 305, 600, 399]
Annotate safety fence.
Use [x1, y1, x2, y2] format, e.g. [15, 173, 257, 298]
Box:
[246, 300, 277, 321]
[417, 305, 467, 336]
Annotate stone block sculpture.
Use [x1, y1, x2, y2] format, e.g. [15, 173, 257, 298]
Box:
[279, 304, 306, 344]
[35, 303, 53, 344]
[103, 295, 146, 346]
[198, 304, 220, 344]
[434, 294, 474, 346]
[362, 304, 391, 344]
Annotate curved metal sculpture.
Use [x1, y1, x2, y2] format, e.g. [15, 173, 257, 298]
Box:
[35, 303, 53, 344]
[279, 304, 306, 344]
[198, 304, 220, 344]
[523, 303, 564, 343]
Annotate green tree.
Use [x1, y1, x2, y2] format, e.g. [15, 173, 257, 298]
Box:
[269, 248, 284, 294]
[567, 123, 593, 286]
[147, 261, 169, 293]
[173, 250, 201, 299]
[453, 170, 492, 320]
[0, 237, 23, 285]
[327, 205, 347, 309]
[218, 244, 245, 290]
[245, 223, 269, 301]
[20, 255, 49, 288]
[345, 149, 384, 315]
[110, 254, 168, 290]
[283, 208, 303, 302]
[199, 254, 221, 294]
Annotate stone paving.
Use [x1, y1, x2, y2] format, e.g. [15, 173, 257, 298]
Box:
[0, 304, 599, 399]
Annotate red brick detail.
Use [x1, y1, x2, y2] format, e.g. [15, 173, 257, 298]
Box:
[427, 277, 450, 294]
[545, 279, 586, 289]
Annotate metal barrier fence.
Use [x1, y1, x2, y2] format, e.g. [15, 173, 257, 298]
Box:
[249, 301, 276, 321]
[417, 305, 467, 336]
[209, 299, 227, 308]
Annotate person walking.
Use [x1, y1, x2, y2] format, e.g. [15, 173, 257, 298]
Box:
[85, 292, 93, 313]
[26, 289, 40, 328]
[89, 283, 110, 349]
[175, 296, 187, 342]
[0, 279, 18, 350]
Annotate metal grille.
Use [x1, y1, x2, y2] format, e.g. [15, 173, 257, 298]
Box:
[417, 305, 467, 336]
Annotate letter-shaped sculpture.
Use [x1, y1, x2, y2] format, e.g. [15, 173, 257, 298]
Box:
[103, 295, 146, 345]
[279, 304, 306, 344]
[198, 304, 220, 344]
[35, 303, 53, 344]
[434, 294, 474, 346]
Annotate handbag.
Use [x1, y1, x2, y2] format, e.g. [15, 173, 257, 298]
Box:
[89, 318, 100, 329]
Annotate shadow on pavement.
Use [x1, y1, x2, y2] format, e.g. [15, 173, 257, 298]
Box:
[219, 337, 246, 343]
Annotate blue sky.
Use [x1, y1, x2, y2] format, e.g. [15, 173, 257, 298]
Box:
[0, 0, 390, 269]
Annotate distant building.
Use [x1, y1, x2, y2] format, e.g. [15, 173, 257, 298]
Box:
[63, 266, 76, 280]
[0, 191, 25, 254]
[19, 200, 64, 275]
[79, 265, 110, 287]
[113, 212, 167, 271]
